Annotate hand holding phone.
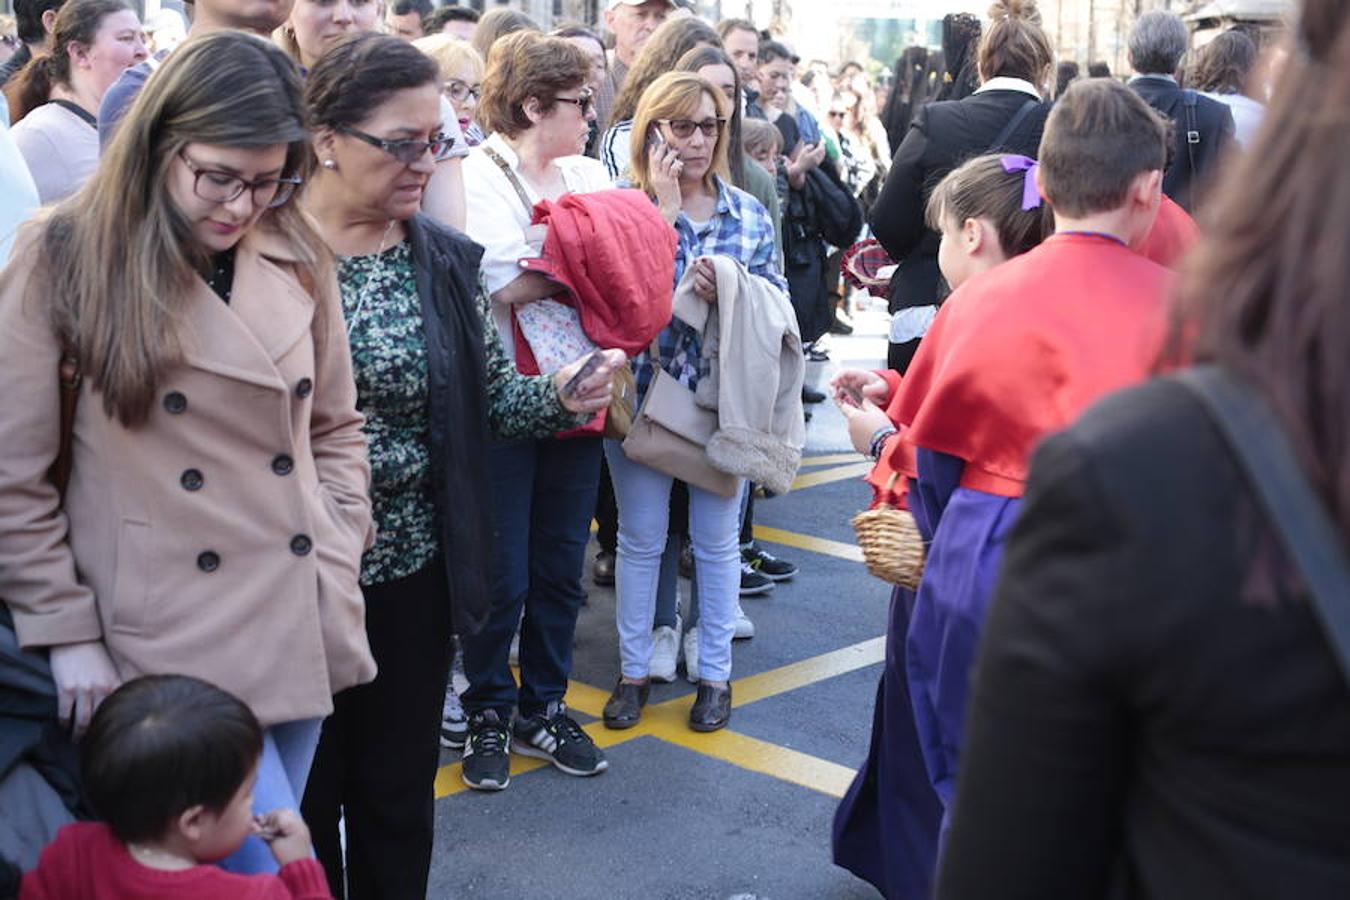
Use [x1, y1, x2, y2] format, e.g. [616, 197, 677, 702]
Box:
[838, 384, 864, 408]
[563, 349, 607, 399]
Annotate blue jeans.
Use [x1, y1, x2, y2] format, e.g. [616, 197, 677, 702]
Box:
[604, 440, 742, 682]
[220, 717, 322, 874]
[462, 436, 602, 718]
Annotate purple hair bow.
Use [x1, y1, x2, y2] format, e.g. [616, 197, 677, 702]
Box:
[1000, 154, 1042, 211]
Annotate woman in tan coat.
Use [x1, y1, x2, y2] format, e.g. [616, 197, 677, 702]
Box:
[0, 32, 374, 874]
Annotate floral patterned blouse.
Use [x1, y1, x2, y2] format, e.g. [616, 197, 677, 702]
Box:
[338, 240, 580, 586]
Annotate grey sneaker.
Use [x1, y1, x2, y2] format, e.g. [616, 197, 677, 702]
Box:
[512, 702, 608, 777]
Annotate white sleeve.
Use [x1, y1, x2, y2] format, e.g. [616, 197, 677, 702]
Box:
[461, 151, 534, 296]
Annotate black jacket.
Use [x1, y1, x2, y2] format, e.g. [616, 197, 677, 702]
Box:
[404, 215, 495, 635]
[869, 89, 1050, 316]
[939, 377, 1350, 899]
[1129, 75, 1235, 213]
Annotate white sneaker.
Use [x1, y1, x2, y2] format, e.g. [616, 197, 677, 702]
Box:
[650, 615, 681, 683]
[683, 629, 700, 684]
[734, 603, 755, 640]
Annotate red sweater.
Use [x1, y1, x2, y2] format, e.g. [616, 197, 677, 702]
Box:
[21, 823, 332, 900]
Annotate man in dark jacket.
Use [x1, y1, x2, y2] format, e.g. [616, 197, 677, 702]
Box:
[1127, 10, 1234, 212]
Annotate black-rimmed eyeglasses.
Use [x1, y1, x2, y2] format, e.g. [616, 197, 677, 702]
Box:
[179, 152, 302, 208]
[657, 117, 726, 139]
[337, 125, 452, 164]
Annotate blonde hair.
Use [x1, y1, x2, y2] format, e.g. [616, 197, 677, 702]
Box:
[413, 33, 484, 84]
[629, 71, 729, 196]
[35, 32, 327, 426]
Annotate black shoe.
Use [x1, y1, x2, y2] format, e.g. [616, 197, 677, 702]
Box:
[829, 315, 854, 335]
[801, 386, 827, 404]
[512, 702, 608, 777]
[743, 544, 797, 582]
[689, 682, 732, 732]
[739, 561, 775, 596]
[461, 709, 511, 791]
[602, 679, 650, 730]
[806, 346, 830, 363]
[593, 551, 615, 586]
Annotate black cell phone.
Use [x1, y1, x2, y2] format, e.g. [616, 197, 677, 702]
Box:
[563, 349, 606, 398]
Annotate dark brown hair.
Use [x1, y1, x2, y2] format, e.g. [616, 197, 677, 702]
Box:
[478, 29, 589, 138]
[1166, 0, 1350, 539]
[83, 675, 262, 844]
[7, 0, 132, 122]
[1190, 29, 1258, 95]
[976, 0, 1053, 87]
[306, 32, 439, 131]
[925, 153, 1051, 258]
[612, 16, 720, 124]
[1037, 78, 1166, 218]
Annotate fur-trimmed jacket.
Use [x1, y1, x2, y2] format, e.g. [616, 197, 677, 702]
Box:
[673, 255, 805, 494]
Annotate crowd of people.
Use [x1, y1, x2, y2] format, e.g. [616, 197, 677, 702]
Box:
[0, 0, 1347, 896]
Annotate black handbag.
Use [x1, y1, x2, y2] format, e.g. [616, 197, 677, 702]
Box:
[1175, 365, 1350, 686]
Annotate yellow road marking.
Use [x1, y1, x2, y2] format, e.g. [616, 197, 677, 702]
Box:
[791, 461, 873, 491]
[798, 452, 866, 468]
[436, 636, 886, 800]
[752, 525, 864, 563]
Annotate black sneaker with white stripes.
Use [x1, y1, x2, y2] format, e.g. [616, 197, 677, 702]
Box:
[461, 708, 511, 791]
[512, 702, 608, 777]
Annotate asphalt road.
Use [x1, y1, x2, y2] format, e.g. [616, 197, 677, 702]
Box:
[427, 307, 892, 900]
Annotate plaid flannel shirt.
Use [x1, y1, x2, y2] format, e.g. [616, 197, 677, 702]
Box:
[634, 177, 788, 400]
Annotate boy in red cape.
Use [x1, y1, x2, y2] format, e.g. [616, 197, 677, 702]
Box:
[833, 79, 1176, 898]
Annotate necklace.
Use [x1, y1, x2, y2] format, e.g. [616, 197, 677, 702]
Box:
[347, 218, 398, 325]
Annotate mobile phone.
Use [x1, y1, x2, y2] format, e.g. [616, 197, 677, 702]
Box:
[839, 385, 864, 408]
[646, 124, 666, 154]
[563, 349, 606, 399]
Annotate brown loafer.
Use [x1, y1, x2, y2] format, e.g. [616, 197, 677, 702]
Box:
[689, 682, 731, 732]
[602, 679, 649, 730]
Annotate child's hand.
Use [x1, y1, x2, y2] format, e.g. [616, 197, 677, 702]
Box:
[830, 369, 891, 408]
[840, 398, 894, 457]
[254, 809, 312, 867]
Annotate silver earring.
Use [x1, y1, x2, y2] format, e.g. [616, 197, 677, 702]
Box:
[322, 159, 337, 169]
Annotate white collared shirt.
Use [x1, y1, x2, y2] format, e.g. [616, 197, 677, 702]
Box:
[973, 76, 1043, 100]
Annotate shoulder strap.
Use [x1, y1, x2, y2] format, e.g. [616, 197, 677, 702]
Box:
[987, 98, 1039, 153]
[1182, 89, 1201, 178]
[482, 144, 536, 219]
[1174, 365, 1350, 686]
[48, 99, 97, 129]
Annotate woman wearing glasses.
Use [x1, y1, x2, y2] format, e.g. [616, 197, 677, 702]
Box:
[297, 33, 619, 897]
[414, 33, 485, 146]
[455, 30, 615, 795]
[601, 71, 789, 733]
[0, 32, 373, 874]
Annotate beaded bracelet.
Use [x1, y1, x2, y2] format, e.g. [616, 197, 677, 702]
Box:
[868, 425, 897, 461]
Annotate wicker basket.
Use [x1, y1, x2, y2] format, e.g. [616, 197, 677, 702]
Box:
[851, 476, 927, 590]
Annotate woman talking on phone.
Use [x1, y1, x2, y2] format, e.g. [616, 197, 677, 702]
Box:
[601, 71, 789, 734]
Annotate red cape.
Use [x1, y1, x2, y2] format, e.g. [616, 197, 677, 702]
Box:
[1133, 195, 1199, 270]
[885, 233, 1171, 498]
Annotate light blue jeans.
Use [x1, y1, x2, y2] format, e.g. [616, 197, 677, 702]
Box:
[219, 717, 323, 874]
[604, 440, 742, 682]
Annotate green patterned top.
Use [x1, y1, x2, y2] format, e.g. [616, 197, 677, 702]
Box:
[337, 240, 582, 586]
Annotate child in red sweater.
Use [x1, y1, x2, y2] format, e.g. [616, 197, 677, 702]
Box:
[21, 675, 331, 900]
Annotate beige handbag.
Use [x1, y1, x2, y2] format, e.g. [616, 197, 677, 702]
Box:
[621, 367, 740, 497]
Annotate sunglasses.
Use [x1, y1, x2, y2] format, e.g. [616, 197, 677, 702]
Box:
[554, 89, 595, 114]
[338, 125, 452, 164]
[658, 117, 726, 139]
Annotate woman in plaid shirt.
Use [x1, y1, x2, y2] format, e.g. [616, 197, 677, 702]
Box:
[602, 71, 787, 734]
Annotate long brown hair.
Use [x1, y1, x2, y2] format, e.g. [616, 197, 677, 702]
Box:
[6, 0, 134, 122]
[1166, 3, 1350, 537]
[611, 17, 720, 125]
[36, 31, 325, 427]
[629, 72, 729, 196]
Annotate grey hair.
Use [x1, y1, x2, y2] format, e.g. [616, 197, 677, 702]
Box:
[1128, 10, 1189, 75]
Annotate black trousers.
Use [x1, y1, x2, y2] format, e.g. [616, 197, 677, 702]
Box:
[302, 557, 452, 900]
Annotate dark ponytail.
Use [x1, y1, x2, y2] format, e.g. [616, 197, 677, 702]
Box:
[6, 0, 135, 122]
